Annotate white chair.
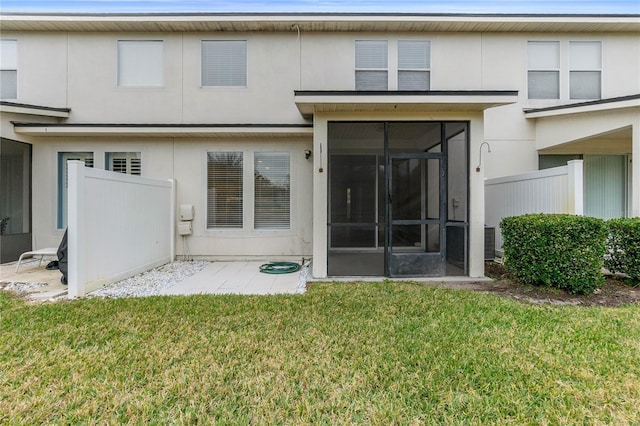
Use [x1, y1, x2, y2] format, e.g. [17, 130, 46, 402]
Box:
[15, 248, 58, 272]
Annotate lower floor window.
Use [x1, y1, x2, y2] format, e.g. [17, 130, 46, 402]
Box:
[254, 152, 290, 229]
[207, 152, 243, 228]
[106, 152, 141, 175]
[58, 152, 94, 229]
[206, 151, 291, 230]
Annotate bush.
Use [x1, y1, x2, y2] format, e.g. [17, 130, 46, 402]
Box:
[500, 214, 607, 294]
[605, 218, 640, 284]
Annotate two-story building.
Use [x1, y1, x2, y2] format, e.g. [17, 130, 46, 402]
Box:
[1, 13, 639, 279]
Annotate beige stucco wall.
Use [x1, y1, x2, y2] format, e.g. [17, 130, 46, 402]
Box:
[27, 136, 313, 258]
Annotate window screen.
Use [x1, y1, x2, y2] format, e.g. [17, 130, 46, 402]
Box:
[398, 40, 430, 90]
[254, 152, 290, 229]
[0, 40, 17, 99]
[570, 41, 601, 99]
[117, 40, 163, 87]
[355, 40, 388, 90]
[106, 152, 141, 175]
[201, 40, 247, 87]
[207, 152, 243, 228]
[527, 41, 560, 99]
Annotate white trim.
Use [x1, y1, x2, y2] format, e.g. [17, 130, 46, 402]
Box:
[524, 97, 640, 118]
[0, 103, 69, 117]
[13, 125, 313, 136]
[485, 164, 569, 186]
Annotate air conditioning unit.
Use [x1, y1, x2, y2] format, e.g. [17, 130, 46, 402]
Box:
[485, 227, 495, 260]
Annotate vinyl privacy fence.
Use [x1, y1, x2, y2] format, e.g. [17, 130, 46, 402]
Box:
[67, 160, 175, 298]
[485, 160, 583, 255]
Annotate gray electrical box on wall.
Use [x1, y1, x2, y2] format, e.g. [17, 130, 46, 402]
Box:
[178, 221, 192, 235]
[180, 204, 194, 221]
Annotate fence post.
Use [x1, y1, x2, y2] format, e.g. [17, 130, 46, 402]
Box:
[169, 179, 176, 261]
[67, 160, 86, 299]
[567, 160, 584, 216]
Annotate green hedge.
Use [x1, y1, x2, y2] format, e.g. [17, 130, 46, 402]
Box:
[500, 214, 607, 294]
[605, 218, 640, 284]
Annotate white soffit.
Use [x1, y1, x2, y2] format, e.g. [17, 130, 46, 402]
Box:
[1, 13, 639, 33]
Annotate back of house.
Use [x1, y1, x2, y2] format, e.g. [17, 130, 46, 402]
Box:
[1, 12, 638, 278]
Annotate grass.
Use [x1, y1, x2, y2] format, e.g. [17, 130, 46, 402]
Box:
[2, 282, 640, 424]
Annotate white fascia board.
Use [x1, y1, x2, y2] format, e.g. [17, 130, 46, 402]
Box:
[525, 98, 640, 119]
[12, 124, 314, 137]
[0, 104, 70, 118]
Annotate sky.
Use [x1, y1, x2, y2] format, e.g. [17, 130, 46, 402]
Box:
[1, 0, 639, 14]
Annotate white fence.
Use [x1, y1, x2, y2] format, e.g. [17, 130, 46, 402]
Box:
[485, 160, 583, 255]
[67, 161, 175, 298]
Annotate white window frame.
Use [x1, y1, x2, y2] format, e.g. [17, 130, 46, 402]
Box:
[0, 39, 18, 99]
[569, 41, 602, 100]
[527, 41, 560, 100]
[201, 40, 248, 88]
[397, 40, 431, 91]
[117, 40, 164, 87]
[355, 40, 388, 91]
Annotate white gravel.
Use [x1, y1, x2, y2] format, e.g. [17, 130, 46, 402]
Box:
[91, 260, 208, 298]
[3, 259, 310, 300]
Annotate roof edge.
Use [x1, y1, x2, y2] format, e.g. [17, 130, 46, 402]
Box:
[524, 94, 640, 116]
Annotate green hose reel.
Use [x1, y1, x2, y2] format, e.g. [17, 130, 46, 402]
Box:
[259, 261, 302, 274]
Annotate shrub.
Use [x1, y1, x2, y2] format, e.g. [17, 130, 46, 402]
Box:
[605, 218, 640, 284]
[500, 214, 607, 294]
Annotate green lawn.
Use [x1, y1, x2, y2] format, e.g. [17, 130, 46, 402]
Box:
[2, 282, 639, 424]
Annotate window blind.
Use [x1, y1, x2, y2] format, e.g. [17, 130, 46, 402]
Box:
[117, 40, 164, 87]
[0, 40, 17, 99]
[254, 152, 290, 229]
[527, 41, 560, 99]
[355, 40, 388, 90]
[207, 152, 243, 228]
[201, 40, 247, 87]
[398, 41, 430, 90]
[570, 42, 601, 99]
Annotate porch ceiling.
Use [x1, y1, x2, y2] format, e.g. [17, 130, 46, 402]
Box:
[539, 126, 632, 155]
[525, 94, 639, 152]
[294, 90, 519, 118]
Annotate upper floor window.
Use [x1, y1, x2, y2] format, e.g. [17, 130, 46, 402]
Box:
[201, 40, 247, 87]
[355, 40, 388, 90]
[106, 152, 141, 175]
[570, 41, 601, 100]
[0, 40, 17, 99]
[117, 40, 164, 87]
[527, 41, 560, 99]
[398, 40, 430, 90]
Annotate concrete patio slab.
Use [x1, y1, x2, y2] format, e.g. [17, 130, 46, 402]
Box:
[159, 261, 302, 296]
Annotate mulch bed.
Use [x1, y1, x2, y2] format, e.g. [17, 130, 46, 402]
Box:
[482, 262, 640, 307]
